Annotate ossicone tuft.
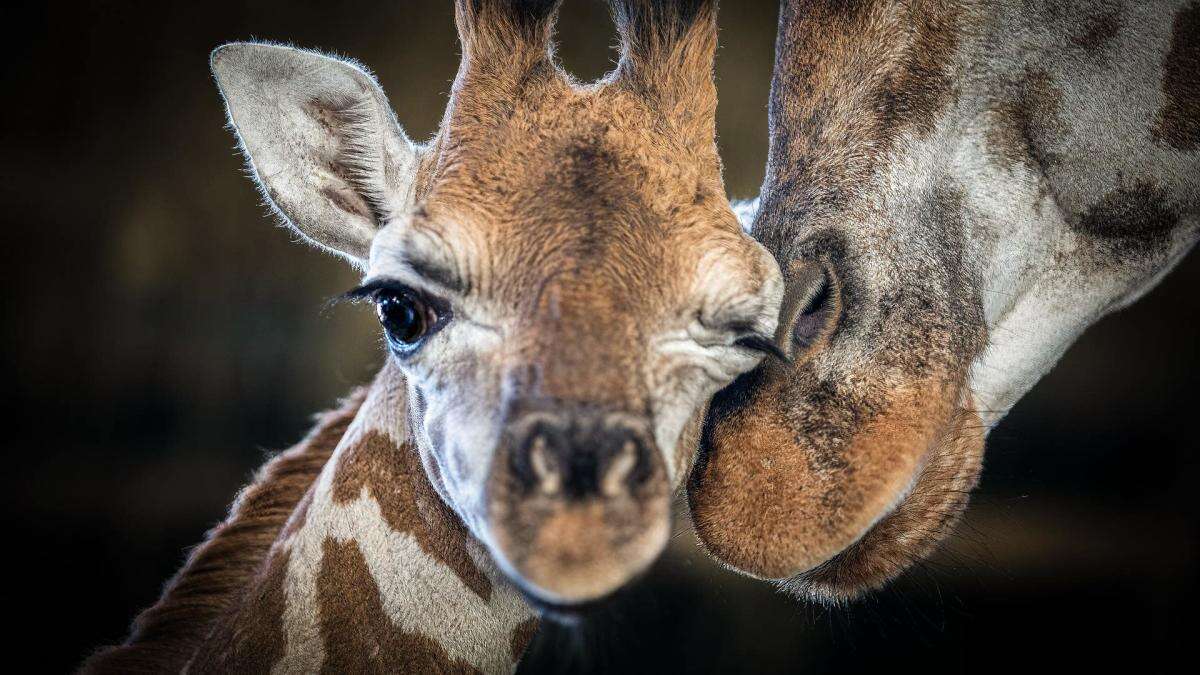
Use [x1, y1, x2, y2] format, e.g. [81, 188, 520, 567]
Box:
[457, 0, 566, 50]
[609, 0, 717, 56]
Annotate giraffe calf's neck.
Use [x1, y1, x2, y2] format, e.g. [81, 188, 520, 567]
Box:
[86, 364, 537, 674]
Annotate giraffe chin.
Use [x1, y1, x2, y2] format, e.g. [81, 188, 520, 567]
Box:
[776, 408, 985, 604]
[690, 400, 985, 605]
[516, 581, 640, 626]
[485, 492, 672, 610]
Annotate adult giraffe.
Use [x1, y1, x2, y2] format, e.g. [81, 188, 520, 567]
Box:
[86, 0, 782, 671]
[690, 0, 1199, 602]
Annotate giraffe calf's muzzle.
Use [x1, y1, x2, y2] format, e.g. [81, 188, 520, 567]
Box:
[486, 407, 671, 606]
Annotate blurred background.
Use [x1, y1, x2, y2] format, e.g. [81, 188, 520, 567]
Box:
[3, 1, 1196, 673]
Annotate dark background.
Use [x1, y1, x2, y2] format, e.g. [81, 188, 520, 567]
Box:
[3, 1, 1196, 673]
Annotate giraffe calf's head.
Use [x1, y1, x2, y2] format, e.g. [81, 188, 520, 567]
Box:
[211, 0, 780, 607]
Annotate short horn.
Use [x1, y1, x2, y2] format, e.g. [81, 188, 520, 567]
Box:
[609, 0, 718, 137]
[454, 0, 564, 66]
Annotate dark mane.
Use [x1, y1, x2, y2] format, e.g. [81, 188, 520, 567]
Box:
[80, 389, 366, 673]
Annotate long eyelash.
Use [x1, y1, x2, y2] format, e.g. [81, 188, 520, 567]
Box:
[342, 279, 402, 302]
[734, 334, 790, 362]
[323, 280, 407, 314]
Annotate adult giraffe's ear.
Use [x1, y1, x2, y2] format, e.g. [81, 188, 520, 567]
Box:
[210, 42, 419, 266]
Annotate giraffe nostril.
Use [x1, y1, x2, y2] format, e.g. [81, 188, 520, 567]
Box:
[529, 435, 561, 495]
[778, 260, 841, 359]
[601, 439, 639, 497]
[506, 412, 659, 498]
[509, 423, 566, 493]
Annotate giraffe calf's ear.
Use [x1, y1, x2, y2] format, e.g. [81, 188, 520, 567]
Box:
[210, 43, 419, 266]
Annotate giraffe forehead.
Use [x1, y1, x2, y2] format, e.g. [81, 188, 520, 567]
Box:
[447, 78, 672, 154]
[393, 78, 736, 308]
[428, 81, 725, 228]
[388, 196, 745, 318]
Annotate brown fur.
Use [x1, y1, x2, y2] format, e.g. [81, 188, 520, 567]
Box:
[81, 390, 365, 673]
[692, 369, 968, 579]
[693, 191, 983, 599]
[186, 547, 293, 672]
[316, 537, 481, 674]
[391, 0, 779, 601]
[692, 0, 1198, 603]
[1152, 2, 1200, 150]
[509, 618, 539, 662]
[987, 68, 1067, 173]
[410, 0, 743, 415]
[782, 405, 985, 602]
[331, 430, 493, 601]
[689, 0, 989, 600]
[755, 0, 964, 256]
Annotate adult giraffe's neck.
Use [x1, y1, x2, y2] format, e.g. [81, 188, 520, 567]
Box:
[84, 361, 537, 674]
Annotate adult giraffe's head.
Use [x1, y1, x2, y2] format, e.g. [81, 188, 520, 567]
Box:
[689, 0, 1198, 603]
[210, 0, 780, 607]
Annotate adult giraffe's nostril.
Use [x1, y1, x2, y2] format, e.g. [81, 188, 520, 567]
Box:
[775, 259, 841, 361]
[508, 413, 657, 499]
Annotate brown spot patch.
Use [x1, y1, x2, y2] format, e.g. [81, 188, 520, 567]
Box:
[332, 430, 493, 601]
[756, 0, 965, 250]
[882, 1, 964, 138]
[317, 537, 481, 674]
[509, 617, 539, 662]
[987, 69, 1067, 172]
[1152, 2, 1200, 150]
[1077, 181, 1179, 240]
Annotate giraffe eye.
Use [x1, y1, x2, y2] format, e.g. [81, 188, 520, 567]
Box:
[375, 289, 438, 348]
[377, 291, 428, 344]
[344, 280, 452, 355]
